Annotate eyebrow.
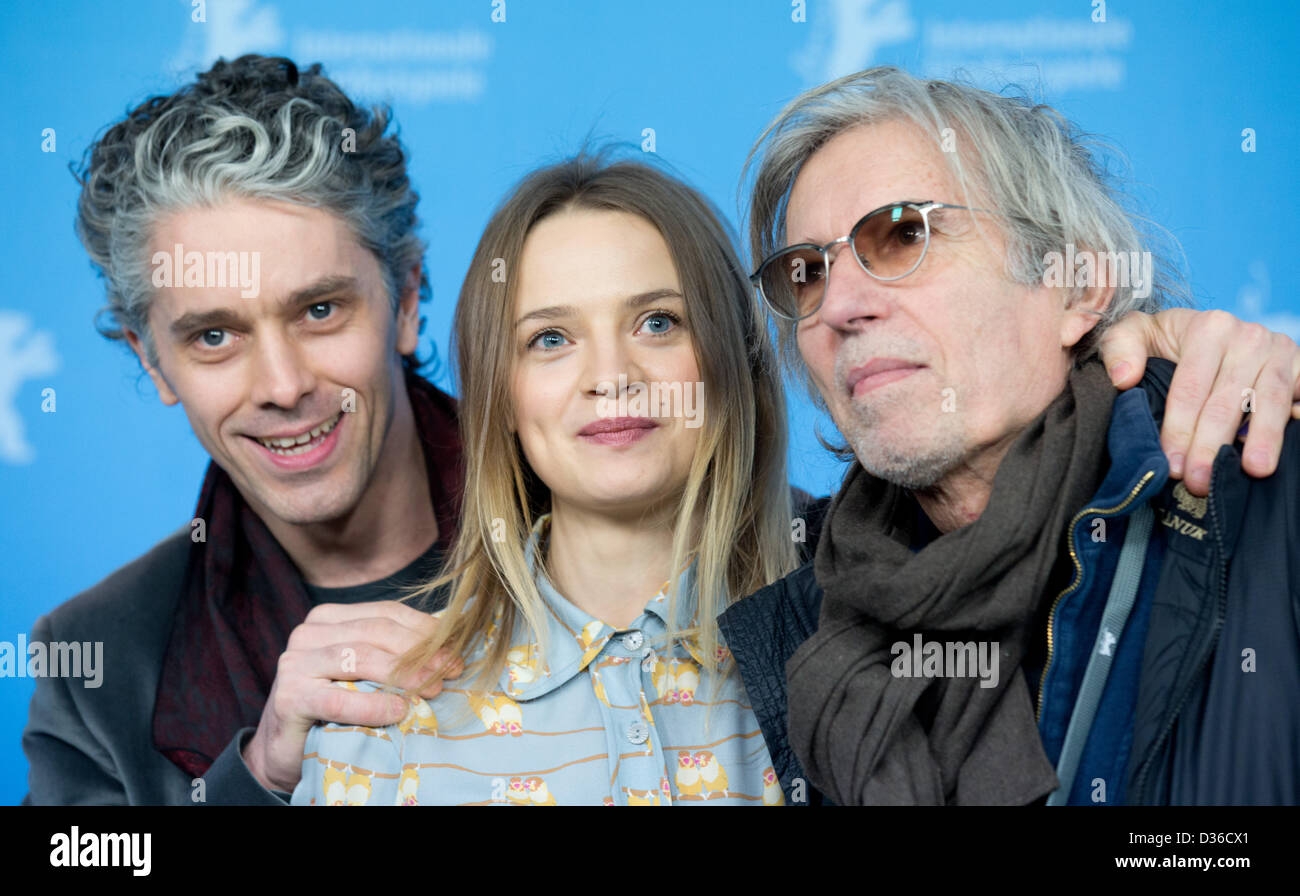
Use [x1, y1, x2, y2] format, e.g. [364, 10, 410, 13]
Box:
[167, 275, 361, 339]
[514, 288, 683, 329]
[788, 199, 933, 246]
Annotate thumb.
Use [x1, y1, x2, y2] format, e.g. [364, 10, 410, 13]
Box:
[1096, 322, 1151, 390]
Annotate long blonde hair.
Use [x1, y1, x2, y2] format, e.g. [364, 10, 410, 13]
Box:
[399, 149, 797, 692]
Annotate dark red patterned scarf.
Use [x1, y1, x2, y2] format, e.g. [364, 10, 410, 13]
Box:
[152, 372, 463, 777]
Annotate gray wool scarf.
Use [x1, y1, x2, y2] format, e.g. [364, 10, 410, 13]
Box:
[787, 358, 1116, 805]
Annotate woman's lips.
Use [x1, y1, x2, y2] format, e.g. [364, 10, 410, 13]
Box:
[578, 416, 658, 446]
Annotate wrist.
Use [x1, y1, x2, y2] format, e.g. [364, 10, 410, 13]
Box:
[242, 728, 287, 793]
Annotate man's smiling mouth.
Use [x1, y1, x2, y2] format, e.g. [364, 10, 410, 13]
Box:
[252, 412, 342, 456]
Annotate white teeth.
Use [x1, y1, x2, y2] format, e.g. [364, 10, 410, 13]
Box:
[256, 413, 340, 455]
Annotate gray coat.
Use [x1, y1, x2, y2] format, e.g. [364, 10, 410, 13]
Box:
[21, 529, 285, 805]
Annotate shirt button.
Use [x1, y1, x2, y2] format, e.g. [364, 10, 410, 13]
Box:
[626, 720, 649, 744]
[622, 631, 644, 651]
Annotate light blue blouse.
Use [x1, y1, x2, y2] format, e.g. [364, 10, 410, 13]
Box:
[291, 516, 784, 806]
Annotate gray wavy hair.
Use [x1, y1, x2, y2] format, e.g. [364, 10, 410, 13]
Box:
[744, 66, 1186, 370]
[75, 54, 429, 369]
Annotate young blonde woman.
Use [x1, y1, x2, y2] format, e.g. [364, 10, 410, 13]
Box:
[292, 152, 801, 805]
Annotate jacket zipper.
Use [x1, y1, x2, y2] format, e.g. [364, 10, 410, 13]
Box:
[1035, 470, 1156, 722]
[1129, 475, 1229, 803]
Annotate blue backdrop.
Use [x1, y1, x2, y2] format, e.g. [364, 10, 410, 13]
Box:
[1, 0, 1297, 804]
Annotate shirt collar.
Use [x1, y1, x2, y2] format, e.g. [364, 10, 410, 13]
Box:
[498, 514, 713, 700]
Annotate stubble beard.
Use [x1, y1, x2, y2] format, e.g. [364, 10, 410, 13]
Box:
[837, 389, 967, 490]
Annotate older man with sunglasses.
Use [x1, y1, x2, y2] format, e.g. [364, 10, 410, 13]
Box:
[720, 67, 1300, 806]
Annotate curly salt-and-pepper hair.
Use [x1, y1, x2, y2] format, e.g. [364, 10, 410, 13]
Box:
[75, 53, 429, 369]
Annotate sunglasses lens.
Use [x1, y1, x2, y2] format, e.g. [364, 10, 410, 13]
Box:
[853, 204, 928, 279]
[760, 247, 825, 319]
[759, 204, 934, 317]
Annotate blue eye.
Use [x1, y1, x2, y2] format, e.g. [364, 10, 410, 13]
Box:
[528, 329, 569, 351]
[640, 311, 680, 335]
[200, 329, 228, 348]
[307, 302, 333, 320]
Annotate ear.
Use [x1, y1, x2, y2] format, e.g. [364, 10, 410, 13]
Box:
[125, 329, 181, 406]
[396, 263, 422, 357]
[1059, 262, 1116, 351]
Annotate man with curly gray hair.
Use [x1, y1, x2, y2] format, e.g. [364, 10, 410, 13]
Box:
[22, 55, 464, 805]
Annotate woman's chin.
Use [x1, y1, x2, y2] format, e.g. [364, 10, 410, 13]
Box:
[554, 475, 685, 516]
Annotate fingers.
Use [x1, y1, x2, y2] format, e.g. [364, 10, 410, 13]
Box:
[287, 613, 433, 655]
[1179, 324, 1271, 495]
[301, 639, 461, 692]
[272, 645, 459, 730]
[1097, 310, 1160, 389]
[1136, 309, 1300, 494]
[304, 599, 437, 629]
[1234, 330, 1300, 479]
[306, 684, 410, 730]
[284, 609, 460, 701]
[1157, 312, 1235, 489]
[247, 605, 458, 792]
